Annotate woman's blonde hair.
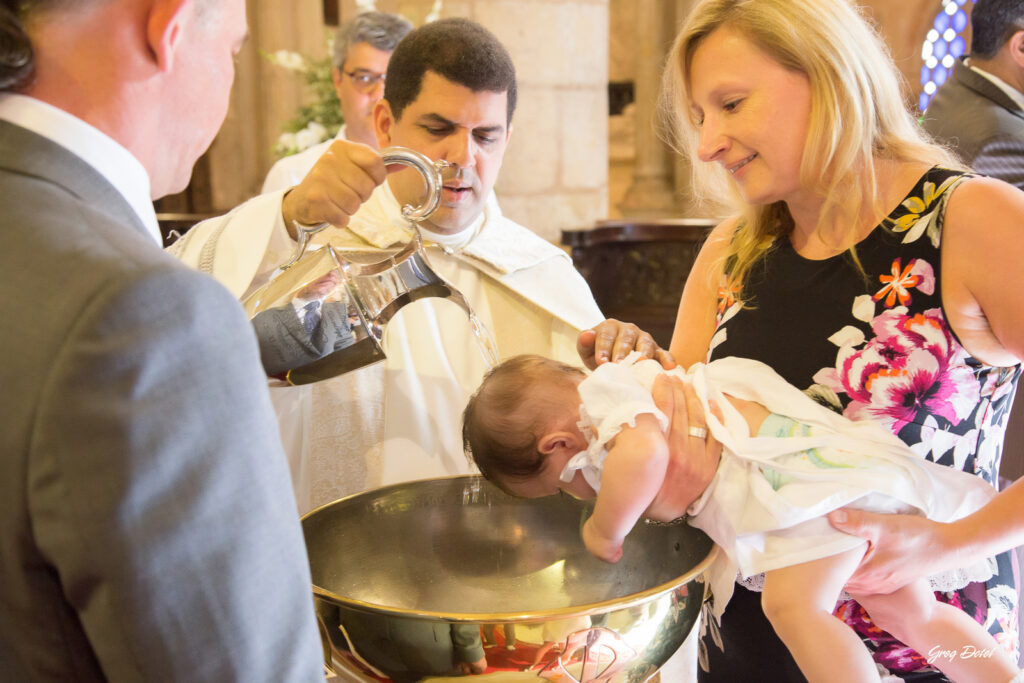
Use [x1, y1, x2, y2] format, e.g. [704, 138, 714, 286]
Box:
[662, 0, 960, 295]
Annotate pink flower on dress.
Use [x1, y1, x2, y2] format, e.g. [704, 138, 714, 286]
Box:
[835, 600, 929, 673]
[814, 308, 979, 432]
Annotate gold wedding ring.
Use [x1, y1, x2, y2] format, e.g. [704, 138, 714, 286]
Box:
[688, 426, 708, 439]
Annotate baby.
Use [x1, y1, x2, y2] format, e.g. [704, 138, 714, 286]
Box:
[462, 353, 1021, 683]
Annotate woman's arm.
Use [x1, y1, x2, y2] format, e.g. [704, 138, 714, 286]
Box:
[833, 177, 1024, 592]
[831, 476, 1024, 594]
[583, 413, 670, 563]
[669, 217, 738, 367]
[644, 373, 723, 521]
[941, 176, 1024, 366]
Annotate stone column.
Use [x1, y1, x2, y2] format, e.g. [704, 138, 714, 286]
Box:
[618, 0, 677, 218]
[343, 0, 611, 244]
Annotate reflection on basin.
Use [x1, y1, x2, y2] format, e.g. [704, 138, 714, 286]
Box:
[301, 476, 716, 682]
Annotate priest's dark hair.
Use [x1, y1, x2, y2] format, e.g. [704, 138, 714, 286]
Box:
[383, 17, 517, 126]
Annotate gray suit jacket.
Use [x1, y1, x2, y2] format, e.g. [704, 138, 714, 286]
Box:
[0, 121, 324, 681]
[923, 57, 1024, 190]
[251, 300, 355, 376]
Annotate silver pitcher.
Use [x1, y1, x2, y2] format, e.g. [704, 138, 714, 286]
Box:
[243, 146, 491, 385]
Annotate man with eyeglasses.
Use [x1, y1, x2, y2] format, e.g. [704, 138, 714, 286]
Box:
[261, 11, 412, 193]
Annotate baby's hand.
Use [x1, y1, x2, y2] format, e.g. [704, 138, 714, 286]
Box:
[583, 518, 624, 563]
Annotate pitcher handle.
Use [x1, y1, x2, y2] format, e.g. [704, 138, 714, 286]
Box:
[281, 146, 448, 270]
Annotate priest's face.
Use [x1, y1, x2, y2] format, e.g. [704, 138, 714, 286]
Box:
[374, 71, 512, 235]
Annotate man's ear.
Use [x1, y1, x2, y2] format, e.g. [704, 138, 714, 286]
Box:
[146, 0, 191, 72]
[331, 67, 344, 100]
[373, 99, 395, 148]
[1009, 30, 1024, 70]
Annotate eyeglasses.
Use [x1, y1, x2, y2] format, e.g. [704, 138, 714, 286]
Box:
[343, 70, 386, 92]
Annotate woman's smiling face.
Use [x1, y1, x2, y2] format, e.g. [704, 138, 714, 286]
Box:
[688, 25, 813, 207]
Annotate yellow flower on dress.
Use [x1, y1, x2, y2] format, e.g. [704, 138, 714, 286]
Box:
[888, 174, 962, 247]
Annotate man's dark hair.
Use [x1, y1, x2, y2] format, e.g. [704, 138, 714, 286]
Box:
[332, 11, 413, 70]
[0, 0, 36, 91]
[383, 18, 517, 126]
[971, 0, 1024, 59]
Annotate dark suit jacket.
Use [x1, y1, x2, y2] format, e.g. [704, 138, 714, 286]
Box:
[923, 57, 1024, 190]
[251, 299, 355, 376]
[0, 120, 323, 681]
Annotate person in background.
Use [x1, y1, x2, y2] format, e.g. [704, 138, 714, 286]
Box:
[262, 10, 412, 192]
[250, 270, 354, 376]
[171, 18, 682, 516]
[662, 0, 1024, 679]
[923, 0, 1024, 190]
[0, 0, 324, 680]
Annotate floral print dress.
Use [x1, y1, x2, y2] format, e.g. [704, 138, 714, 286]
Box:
[698, 167, 1021, 682]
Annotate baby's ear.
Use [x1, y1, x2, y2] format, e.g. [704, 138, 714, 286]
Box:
[538, 431, 579, 455]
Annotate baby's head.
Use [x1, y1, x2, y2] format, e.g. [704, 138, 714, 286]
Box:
[463, 354, 586, 498]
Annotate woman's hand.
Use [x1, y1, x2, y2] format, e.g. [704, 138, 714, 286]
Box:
[827, 508, 956, 594]
[644, 373, 721, 522]
[577, 319, 674, 370]
[582, 517, 624, 563]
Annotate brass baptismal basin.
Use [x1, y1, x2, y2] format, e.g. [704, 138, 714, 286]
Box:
[301, 476, 717, 682]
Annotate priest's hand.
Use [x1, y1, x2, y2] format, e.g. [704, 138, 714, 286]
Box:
[280, 140, 387, 239]
[644, 373, 721, 522]
[577, 319, 674, 370]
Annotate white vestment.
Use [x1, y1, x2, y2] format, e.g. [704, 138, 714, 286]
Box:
[169, 181, 603, 513]
[260, 127, 347, 194]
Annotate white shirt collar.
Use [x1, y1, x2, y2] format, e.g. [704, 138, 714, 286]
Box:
[965, 59, 1024, 111]
[0, 93, 161, 245]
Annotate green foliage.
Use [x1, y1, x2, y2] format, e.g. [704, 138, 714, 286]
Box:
[263, 48, 343, 158]
[282, 54, 343, 136]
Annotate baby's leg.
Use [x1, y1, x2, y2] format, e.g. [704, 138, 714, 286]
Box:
[761, 545, 877, 682]
[854, 580, 1020, 683]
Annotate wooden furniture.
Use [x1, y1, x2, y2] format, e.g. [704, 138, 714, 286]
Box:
[156, 212, 219, 247]
[561, 219, 715, 348]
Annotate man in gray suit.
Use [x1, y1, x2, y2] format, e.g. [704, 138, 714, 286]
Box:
[0, 1, 324, 680]
[251, 271, 356, 376]
[923, 0, 1024, 190]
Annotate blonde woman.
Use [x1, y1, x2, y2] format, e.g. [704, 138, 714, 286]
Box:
[664, 0, 1024, 680]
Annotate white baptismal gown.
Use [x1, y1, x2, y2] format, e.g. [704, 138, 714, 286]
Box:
[561, 354, 997, 617]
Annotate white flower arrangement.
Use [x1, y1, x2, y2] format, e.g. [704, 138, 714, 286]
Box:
[263, 45, 342, 158]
